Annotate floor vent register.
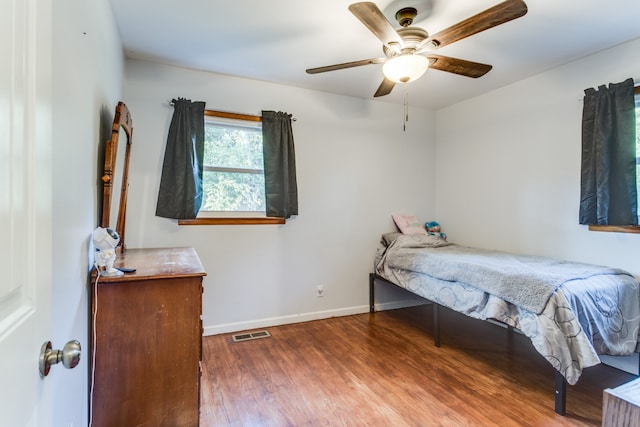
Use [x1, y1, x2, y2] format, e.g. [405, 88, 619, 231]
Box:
[231, 330, 271, 343]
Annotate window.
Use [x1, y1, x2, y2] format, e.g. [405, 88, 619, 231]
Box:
[201, 114, 265, 215]
[178, 110, 285, 225]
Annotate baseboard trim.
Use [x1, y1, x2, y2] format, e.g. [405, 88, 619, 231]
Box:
[203, 299, 427, 336]
[600, 353, 639, 376]
[204, 305, 368, 336]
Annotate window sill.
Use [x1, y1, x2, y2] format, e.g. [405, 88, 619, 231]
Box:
[178, 217, 285, 225]
[588, 225, 640, 234]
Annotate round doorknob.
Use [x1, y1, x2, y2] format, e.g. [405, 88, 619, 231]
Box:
[39, 340, 82, 378]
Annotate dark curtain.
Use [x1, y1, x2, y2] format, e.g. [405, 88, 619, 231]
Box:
[156, 98, 206, 219]
[262, 110, 298, 219]
[579, 78, 637, 225]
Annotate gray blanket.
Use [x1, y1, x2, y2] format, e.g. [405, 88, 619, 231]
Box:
[377, 234, 632, 314]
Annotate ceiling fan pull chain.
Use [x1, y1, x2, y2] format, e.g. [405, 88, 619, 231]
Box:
[403, 90, 409, 131]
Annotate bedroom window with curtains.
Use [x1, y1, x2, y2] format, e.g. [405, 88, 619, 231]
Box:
[579, 78, 640, 233]
[581, 82, 640, 232]
[179, 108, 296, 225]
[170, 107, 298, 226]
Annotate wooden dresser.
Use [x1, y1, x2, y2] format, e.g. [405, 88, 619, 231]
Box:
[90, 247, 206, 427]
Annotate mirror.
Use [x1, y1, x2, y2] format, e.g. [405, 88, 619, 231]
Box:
[101, 102, 133, 253]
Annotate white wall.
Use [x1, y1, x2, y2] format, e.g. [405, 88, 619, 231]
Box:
[123, 59, 436, 334]
[436, 37, 640, 275]
[52, 0, 123, 425]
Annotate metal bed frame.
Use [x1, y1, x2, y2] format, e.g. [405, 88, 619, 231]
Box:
[369, 273, 568, 415]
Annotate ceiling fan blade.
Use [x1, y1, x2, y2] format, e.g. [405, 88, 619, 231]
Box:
[427, 55, 492, 78]
[373, 78, 396, 97]
[348, 2, 404, 50]
[426, 0, 527, 49]
[306, 57, 386, 74]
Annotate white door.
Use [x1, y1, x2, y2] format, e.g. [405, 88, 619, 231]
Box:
[0, 0, 53, 425]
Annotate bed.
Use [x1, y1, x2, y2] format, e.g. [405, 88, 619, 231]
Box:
[371, 232, 640, 415]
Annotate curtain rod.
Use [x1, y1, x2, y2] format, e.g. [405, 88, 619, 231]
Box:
[168, 101, 296, 121]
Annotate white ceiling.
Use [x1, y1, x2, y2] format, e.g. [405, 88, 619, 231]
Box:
[108, 0, 640, 110]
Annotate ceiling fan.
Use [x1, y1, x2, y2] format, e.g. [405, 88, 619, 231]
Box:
[306, 0, 528, 97]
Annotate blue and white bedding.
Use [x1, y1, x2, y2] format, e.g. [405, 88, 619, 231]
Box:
[375, 234, 640, 385]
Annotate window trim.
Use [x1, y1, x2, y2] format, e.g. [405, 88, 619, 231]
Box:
[178, 217, 285, 225]
[179, 109, 282, 225]
[205, 109, 261, 123]
[588, 224, 640, 233]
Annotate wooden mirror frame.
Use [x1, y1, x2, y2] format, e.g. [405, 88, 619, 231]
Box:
[101, 102, 133, 253]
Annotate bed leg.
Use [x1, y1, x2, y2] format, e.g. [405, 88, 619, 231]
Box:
[433, 302, 440, 347]
[506, 324, 514, 349]
[554, 370, 566, 416]
[369, 273, 375, 313]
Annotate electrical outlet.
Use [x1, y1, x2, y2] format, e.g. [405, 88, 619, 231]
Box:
[316, 285, 324, 297]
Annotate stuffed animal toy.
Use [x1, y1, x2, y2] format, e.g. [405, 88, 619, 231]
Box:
[425, 221, 447, 240]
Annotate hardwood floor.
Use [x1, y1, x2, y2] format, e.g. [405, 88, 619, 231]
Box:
[200, 304, 635, 426]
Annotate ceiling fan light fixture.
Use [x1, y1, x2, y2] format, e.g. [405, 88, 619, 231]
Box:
[383, 54, 429, 83]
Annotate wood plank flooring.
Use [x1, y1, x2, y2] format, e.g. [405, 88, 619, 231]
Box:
[200, 304, 635, 426]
